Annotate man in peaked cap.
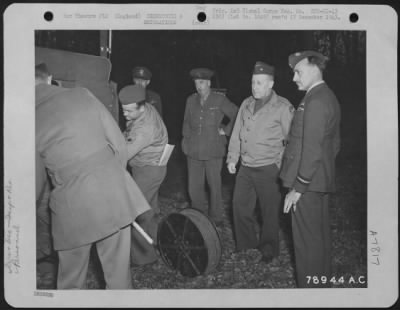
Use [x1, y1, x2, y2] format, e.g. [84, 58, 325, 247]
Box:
[132, 66, 163, 117]
[35, 63, 151, 289]
[189, 67, 214, 80]
[119, 84, 168, 266]
[227, 61, 294, 264]
[182, 68, 238, 225]
[280, 50, 341, 287]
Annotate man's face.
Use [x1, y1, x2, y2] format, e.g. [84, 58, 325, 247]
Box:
[251, 74, 274, 99]
[122, 103, 145, 121]
[292, 58, 319, 91]
[194, 79, 211, 97]
[133, 78, 150, 88]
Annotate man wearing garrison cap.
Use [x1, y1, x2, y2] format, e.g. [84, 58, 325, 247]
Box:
[119, 84, 168, 266]
[280, 50, 341, 287]
[132, 66, 163, 117]
[182, 68, 238, 225]
[227, 61, 294, 264]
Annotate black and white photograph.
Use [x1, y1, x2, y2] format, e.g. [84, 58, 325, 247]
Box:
[34, 28, 367, 290]
[3, 3, 398, 308]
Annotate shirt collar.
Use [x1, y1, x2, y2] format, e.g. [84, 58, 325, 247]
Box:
[256, 91, 274, 105]
[307, 80, 325, 93]
[199, 91, 210, 104]
[247, 90, 277, 111]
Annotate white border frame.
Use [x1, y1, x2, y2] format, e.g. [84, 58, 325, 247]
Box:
[3, 4, 398, 307]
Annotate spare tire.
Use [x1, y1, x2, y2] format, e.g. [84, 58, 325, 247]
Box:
[157, 208, 222, 277]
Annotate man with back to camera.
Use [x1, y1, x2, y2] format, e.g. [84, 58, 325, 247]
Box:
[280, 50, 341, 288]
[181, 68, 238, 226]
[227, 61, 294, 264]
[35, 62, 151, 289]
[118, 84, 168, 266]
[132, 66, 163, 117]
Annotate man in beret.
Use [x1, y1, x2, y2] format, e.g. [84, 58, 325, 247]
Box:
[280, 50, 341, 287]
[119, 84, 168, 266]
[132, 66, 163, 117]
[227, 61, 294, 264]
[182, 68, 238, 225]
[35, 63, 151, 289]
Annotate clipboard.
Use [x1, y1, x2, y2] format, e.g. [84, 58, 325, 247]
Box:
[158, 144, 175, 166]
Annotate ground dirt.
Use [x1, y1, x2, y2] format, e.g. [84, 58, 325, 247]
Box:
[37, 139, 367, 289]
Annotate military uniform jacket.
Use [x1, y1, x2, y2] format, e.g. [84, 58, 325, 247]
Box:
[279, 83, 341, 193]
[124, 103, 168, 167]
[227, 91, 294, 167]
[182, 91, 238, 160]
[146, 89, 162, 117]
[36, 84, 151, 250]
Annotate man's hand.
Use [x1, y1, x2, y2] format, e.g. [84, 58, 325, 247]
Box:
[218, 128, 226, 136]
[227, 162, 236, 174]
[283, 189, 302, 213]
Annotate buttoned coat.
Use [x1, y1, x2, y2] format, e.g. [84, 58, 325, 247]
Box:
[182, 91, 238, 160]
[36, 84, 151, 251]
[279, 83, 341, 193]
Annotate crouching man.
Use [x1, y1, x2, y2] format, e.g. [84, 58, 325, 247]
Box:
[119, 85, 168, 266]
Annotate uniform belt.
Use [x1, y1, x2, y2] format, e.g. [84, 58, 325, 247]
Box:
[49, 145, 115, 185]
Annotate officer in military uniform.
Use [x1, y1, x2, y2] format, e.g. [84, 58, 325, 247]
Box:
[280, 50, 341, 288]
[227, 61, 294, 263]
[182, 68, 238, 225]
[132, 66, 163, 117]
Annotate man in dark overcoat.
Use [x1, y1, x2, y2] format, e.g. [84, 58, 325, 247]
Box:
[280, 50, 341, 288]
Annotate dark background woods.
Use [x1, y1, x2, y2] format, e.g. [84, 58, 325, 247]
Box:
[35, 30, 365, 146]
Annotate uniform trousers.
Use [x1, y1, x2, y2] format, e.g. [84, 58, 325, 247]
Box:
[233, 164, 281, 257]
[131, 165, 167, 213]
[130, 165, 166, 265]
[292, 191, 331, 288]
[187, 157, 223, 222]
[57, 225, 132, 289]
